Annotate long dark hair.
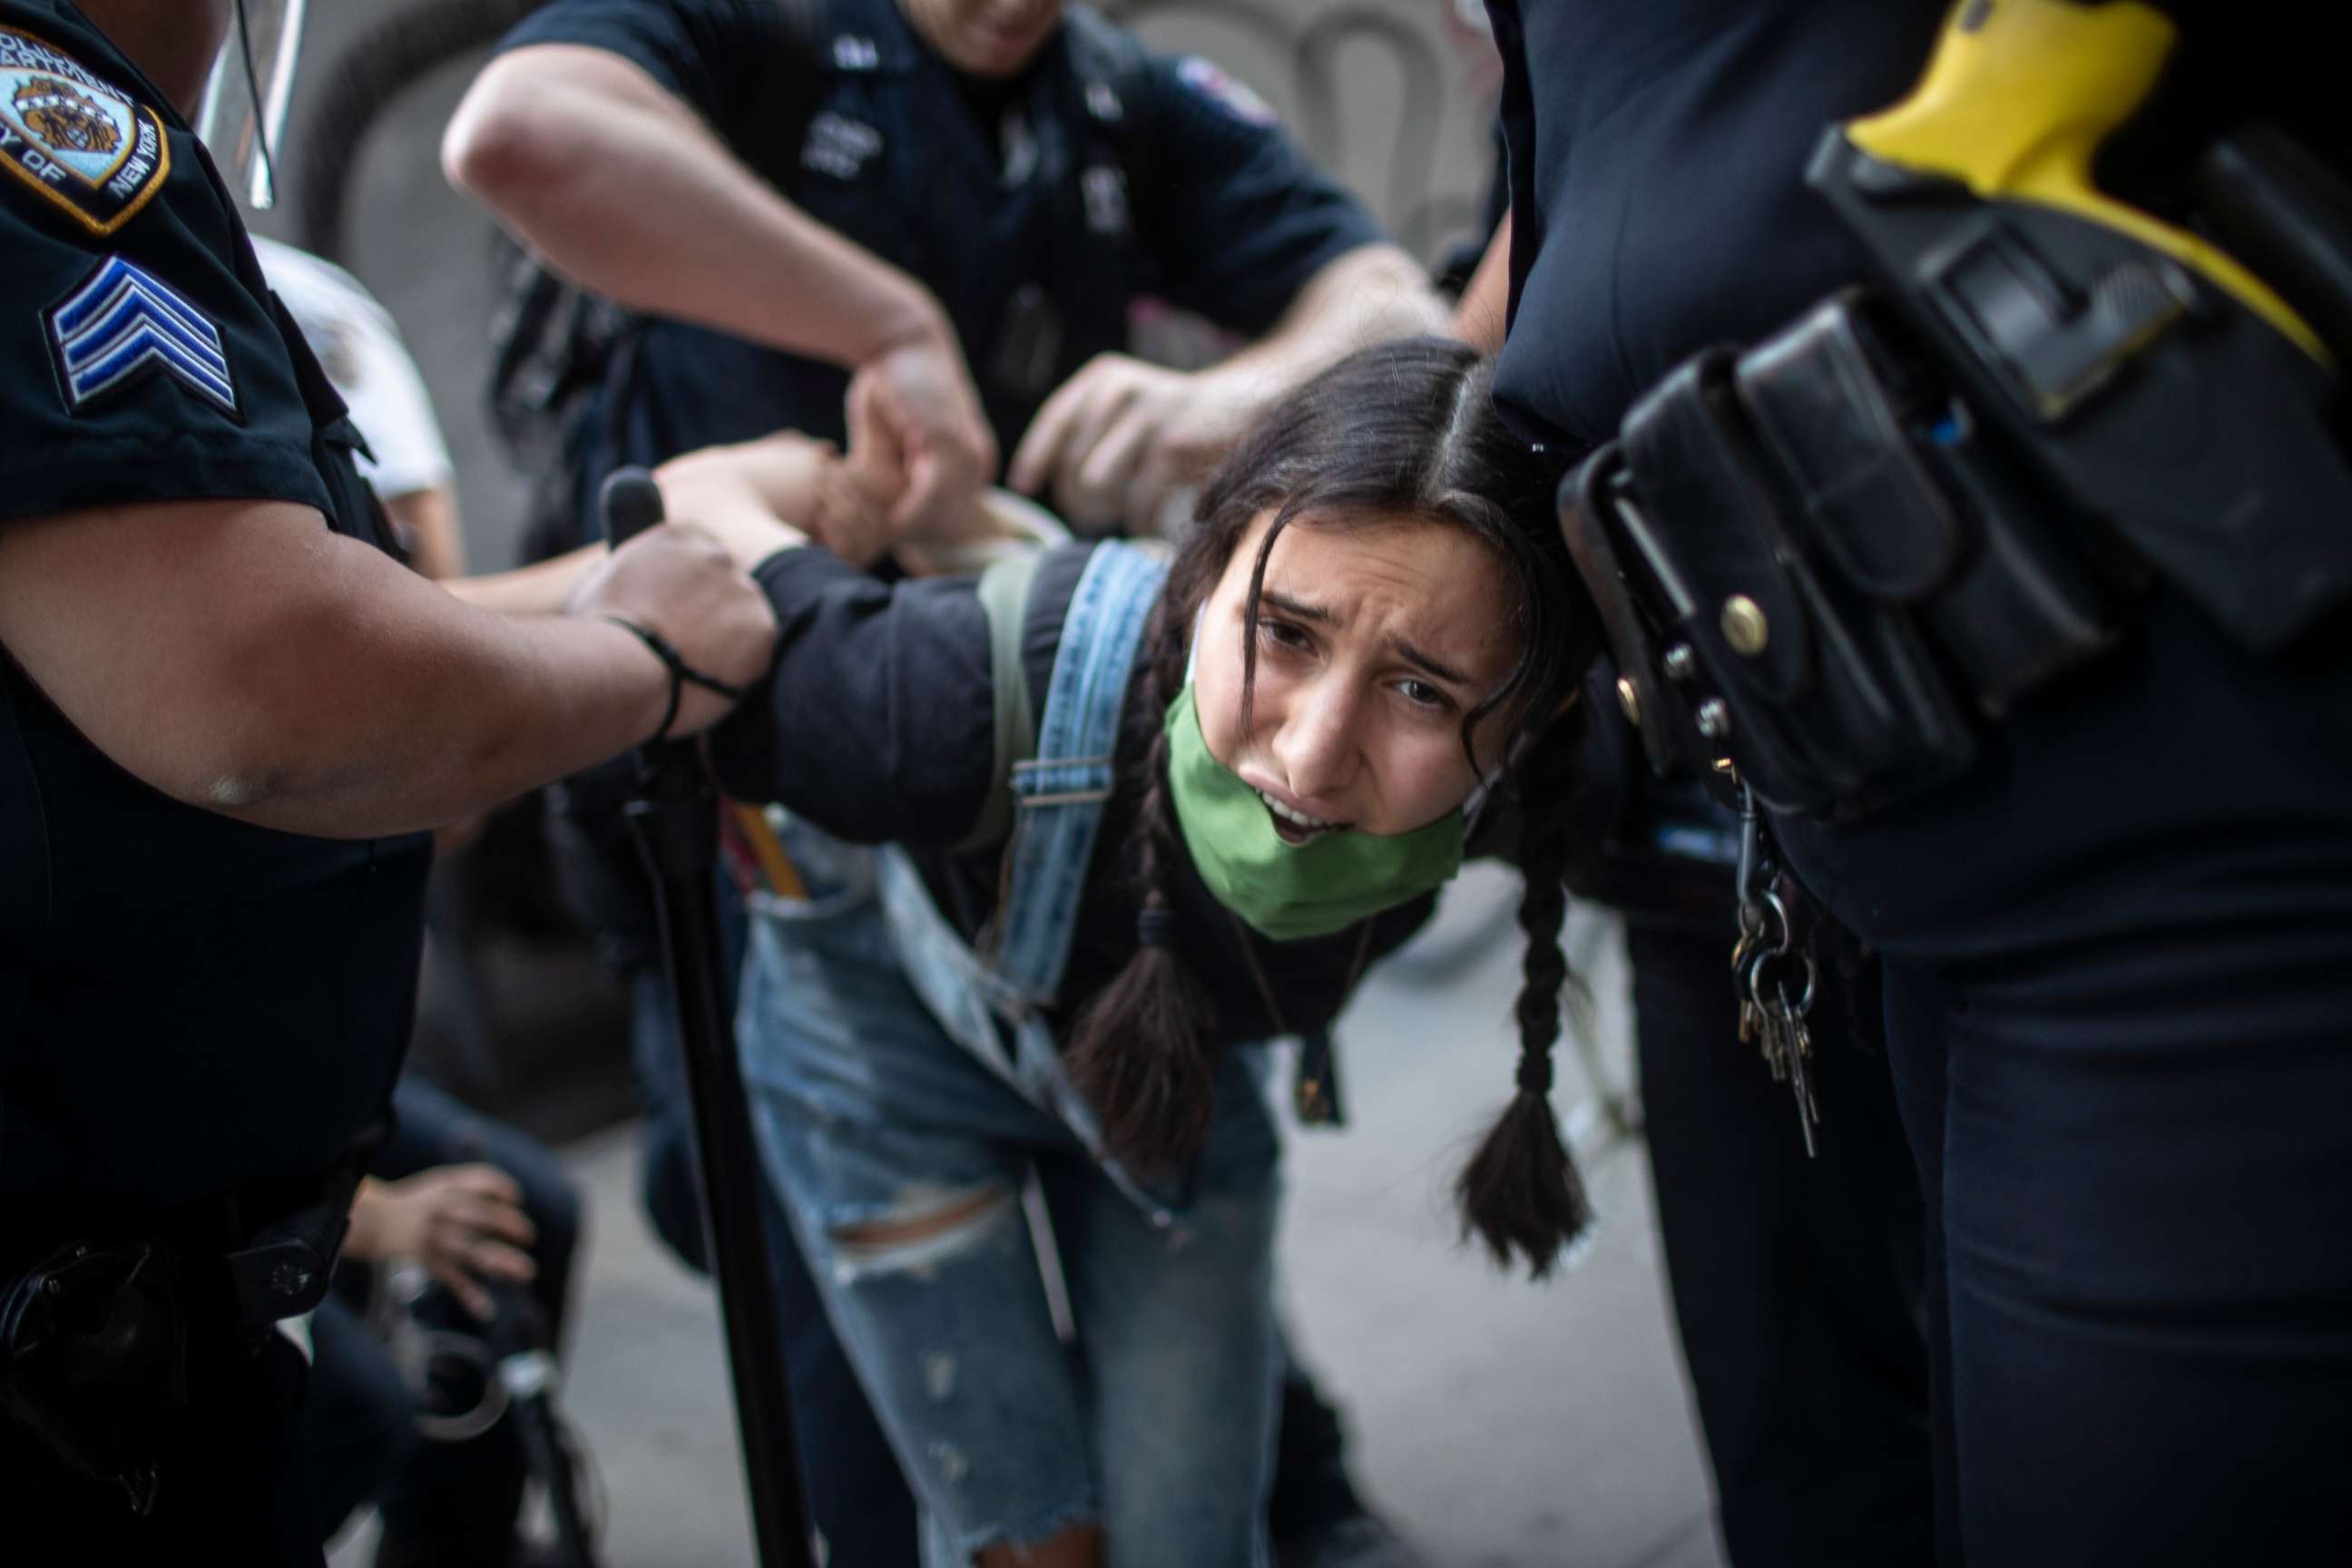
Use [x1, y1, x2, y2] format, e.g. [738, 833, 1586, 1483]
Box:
[1063, 336, 1606, 1277]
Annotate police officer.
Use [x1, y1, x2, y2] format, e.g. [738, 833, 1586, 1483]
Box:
[1473, 1, 2352, 1563]
[0, 2, 779, 1557]
[441, 0, 1446, 551]
[1459, 243, 1933, 1568]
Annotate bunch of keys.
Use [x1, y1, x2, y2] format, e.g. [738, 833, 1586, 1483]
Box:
[1730, 889, 1823, 1157]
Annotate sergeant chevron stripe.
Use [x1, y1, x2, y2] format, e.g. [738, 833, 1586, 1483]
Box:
[44, 253, 236, 415]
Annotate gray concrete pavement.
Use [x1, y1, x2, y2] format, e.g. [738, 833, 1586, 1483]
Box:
[336, 867, 1730, 1567]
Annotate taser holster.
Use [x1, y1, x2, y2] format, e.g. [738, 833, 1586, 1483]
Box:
[1564, 0, 2352, 818]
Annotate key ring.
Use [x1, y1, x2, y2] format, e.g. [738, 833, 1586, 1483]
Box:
[1747, 948, 1817, 1016]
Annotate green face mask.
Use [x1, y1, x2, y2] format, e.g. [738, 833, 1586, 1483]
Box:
[1163, 684, 1465, 942]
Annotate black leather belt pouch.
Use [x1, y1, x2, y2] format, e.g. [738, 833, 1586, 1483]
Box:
[0, 1135, 366, 1503]
[1606, 338, 1976, 816]
[1, 1240, 188, 1496]
[1564, 289, 2146, 818]
[1814, 130, 2352, 653]
[1737, 292, 2125, 716]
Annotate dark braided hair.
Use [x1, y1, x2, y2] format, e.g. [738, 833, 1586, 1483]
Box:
[1455, 704, 1592, 1277]
[1066, 339, 1605, 1273]
[1063, 610, 1219, 1174]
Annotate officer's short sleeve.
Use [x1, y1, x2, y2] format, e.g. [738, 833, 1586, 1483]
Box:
[496, 0, 799, 138]
[1127, 52, 1386, 339]
[0, 25, 329, 524]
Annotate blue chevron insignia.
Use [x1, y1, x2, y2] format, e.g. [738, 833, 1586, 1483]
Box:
[44, 254, 236, 416]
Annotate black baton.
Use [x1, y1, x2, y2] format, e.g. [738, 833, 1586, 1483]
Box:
[600, 469, 812, 1568]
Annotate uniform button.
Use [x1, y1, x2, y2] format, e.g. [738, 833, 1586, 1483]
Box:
[1720, 596, 1769, 658]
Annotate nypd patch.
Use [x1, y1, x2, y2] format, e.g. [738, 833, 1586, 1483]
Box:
[45, 254, 237, 417]
[1, 24, 170, 235]
[1175, 56, 1278, 128]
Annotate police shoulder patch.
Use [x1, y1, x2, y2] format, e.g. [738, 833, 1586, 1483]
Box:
[1, 24, 171, 236]
[45, 253, 238, 417]
[1174, 56, 1278, 128]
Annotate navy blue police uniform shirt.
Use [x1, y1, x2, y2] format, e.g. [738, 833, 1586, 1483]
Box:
[1482, 0, 2352, 956]
[0, 0, 430, 1237]
[1483, 0, 1945, 461]
[496, 0, 1382, 541]
[1483, 0, 2347, 461]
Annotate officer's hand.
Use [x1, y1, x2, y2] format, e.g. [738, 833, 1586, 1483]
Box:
[565, 523, 780, 739]
[662, 430, 888, 569]
[653, 433, 826, 568]
[845, 331, 997, 549]
[348, 1166, 537, 1322]
[1009, 353, 1242, 534]
[808, 450, 898, 570]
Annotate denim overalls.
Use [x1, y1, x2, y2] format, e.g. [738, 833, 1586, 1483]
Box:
[737, 544, 1283, 1566]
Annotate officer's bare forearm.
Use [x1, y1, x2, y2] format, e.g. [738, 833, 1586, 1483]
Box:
[211, 594, 667, 839]
[0, 499, 667, 838]
[445, 46, 943, 368]
[1215, 243, 1451, 393]
[653, 441, 815, 573]
[1452, 214, 1513, 355]
[443, 544, 603, 616]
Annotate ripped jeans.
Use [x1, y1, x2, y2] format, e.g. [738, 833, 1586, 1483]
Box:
[737, 844, 1283, 1567]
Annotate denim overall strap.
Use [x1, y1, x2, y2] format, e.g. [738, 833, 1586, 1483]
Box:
[874, 846, 1181, 1230]
[991, 541, 1170, 1007]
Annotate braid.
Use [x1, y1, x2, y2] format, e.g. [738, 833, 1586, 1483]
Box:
[1065, 613, 1220, 1177]
[1455, 709, 1593, 1278]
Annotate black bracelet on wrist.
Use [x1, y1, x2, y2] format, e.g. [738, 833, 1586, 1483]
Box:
[601, 615, 750, 742]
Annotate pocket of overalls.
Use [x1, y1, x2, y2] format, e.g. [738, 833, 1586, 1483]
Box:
[736, 839, 943, 1114]
[742, 810, 878, 924]
[1734, 293, 2126, 719]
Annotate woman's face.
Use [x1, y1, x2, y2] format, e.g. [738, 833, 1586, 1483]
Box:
[1193, 510, 1524, 841]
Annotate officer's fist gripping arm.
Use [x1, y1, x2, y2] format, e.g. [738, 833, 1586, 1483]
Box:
[1008, 242, 1446, 534]
[443, 43, 994, 545]
[0, 497, 776, 840]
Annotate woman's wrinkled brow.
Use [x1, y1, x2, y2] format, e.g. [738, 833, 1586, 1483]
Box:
[1262, 592, 1475, 688]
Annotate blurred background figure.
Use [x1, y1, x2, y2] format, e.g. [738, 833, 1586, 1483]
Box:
[307, 1079, 584, 1568]
[256, 236, 466, 582]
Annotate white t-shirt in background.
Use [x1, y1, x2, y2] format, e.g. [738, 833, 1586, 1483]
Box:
[251, 235, 454, 501]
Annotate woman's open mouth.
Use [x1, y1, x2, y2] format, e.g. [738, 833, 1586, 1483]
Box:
[1257, 788, 1347, 846]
